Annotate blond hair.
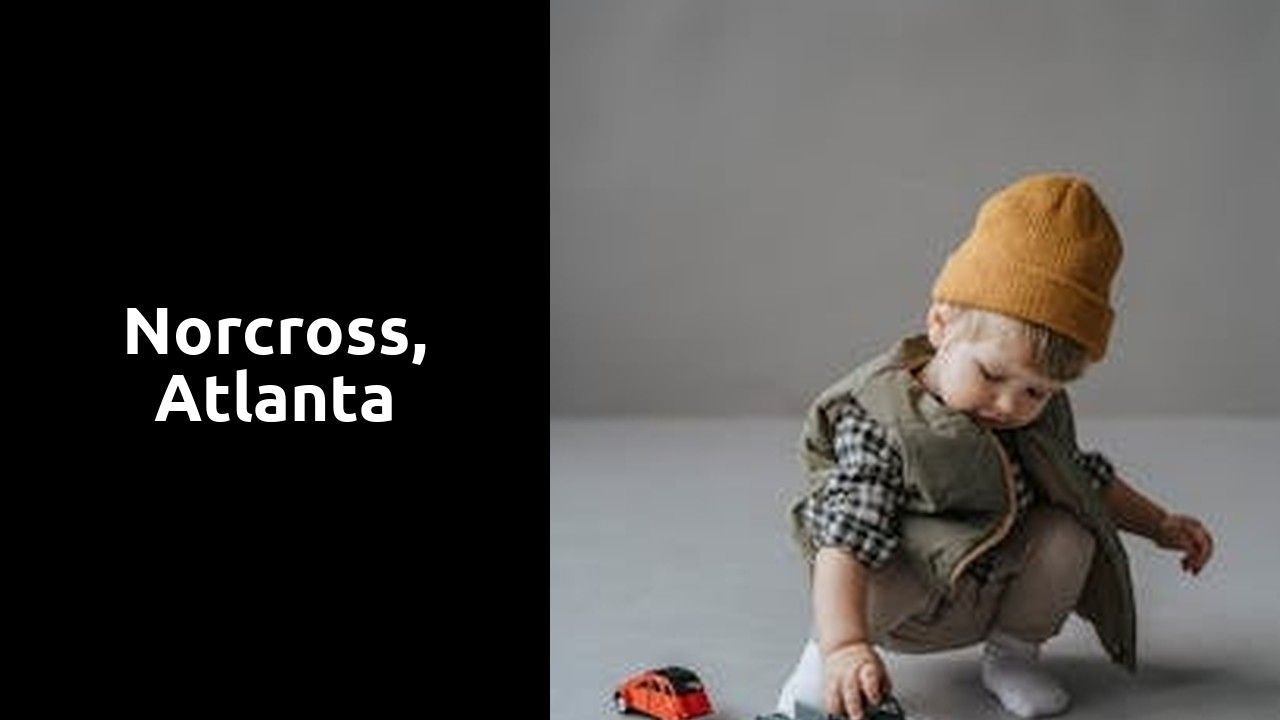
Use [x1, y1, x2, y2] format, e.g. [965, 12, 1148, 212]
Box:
[942, 303, 1092, 382]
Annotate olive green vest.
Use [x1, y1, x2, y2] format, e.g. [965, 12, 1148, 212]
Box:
[791, 333, 1136, 672]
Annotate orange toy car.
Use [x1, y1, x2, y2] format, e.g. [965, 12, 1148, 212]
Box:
[614, 666, 714, 720]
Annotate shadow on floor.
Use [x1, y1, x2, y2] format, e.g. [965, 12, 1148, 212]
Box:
[892, 655, 1280, 719]
[1049, 655, 1280, 716]
[711, 657, 1280, 720]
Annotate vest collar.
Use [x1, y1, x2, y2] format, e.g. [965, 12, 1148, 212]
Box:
[885, 333, 976, 427]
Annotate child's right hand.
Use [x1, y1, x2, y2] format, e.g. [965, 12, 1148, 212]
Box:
[822, 641, 893, 720]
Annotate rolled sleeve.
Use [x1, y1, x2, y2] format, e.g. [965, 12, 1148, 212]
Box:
[1073, 445, 1120, 490]
[800, 399, 905, 569]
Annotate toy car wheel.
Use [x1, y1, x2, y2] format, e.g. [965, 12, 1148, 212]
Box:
[614, 693, 629, 714]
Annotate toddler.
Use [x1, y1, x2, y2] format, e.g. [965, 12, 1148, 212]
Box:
[777, 174, 1215, 719]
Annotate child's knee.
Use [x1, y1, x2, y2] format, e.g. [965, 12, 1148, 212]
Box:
[1027, 506, 1095, 574]
[864, 552, 937, 640]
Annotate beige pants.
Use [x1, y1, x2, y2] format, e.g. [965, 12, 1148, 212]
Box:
[777, 503, 1096, 713]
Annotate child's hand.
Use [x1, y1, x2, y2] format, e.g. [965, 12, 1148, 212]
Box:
[1153, 513, 1214, 575]
[822, 641, 892, 720]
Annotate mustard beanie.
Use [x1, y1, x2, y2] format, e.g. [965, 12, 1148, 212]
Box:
[931, 173, 1124, 362]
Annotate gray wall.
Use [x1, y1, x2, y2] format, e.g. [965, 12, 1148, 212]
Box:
[550, 1, 1279, 417]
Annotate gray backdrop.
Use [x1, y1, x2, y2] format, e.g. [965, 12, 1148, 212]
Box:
[551, 1, 1279, 417]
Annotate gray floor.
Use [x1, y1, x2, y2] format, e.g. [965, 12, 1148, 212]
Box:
[551, 416, 1280, 720]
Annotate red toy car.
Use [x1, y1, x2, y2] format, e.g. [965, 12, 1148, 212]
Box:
[614, 666, 714, 720]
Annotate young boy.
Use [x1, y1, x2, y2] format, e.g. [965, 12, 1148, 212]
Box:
[777, 174, 1215, 719]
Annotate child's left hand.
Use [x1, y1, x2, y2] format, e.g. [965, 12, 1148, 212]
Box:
[1153, 513, 1214, 575]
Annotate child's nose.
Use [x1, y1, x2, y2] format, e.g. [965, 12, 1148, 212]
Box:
[992, 393, 1020, 419]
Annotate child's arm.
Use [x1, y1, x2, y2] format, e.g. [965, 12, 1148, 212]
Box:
[812, 547, 892, 717]
[800, 398, 902, 713]
[813, 546, 873, 654]
[1101, 472, 1215, 575]
[1100, 472, 1168, 539]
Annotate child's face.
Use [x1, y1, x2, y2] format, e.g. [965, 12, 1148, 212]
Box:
[918, 309, 1064, 430]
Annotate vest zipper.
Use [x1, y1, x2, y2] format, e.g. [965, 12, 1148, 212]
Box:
[947, 426, 1020, 590]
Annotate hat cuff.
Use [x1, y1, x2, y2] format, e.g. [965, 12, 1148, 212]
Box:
[931, 249, 1113, 362]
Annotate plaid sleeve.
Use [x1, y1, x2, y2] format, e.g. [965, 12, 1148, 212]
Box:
[1073, 445, 1119, 490]
[799, 398, 905, 569]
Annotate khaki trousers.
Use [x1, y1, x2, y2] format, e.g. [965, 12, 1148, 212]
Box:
[777, 503, 1096, 713]
[870, 502, 1097, 651]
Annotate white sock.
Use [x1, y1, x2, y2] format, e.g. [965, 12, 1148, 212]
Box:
[980, 630, 1070, 718]
[776, 639, 824, 715]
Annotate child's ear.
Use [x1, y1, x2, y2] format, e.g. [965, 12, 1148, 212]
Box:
[925, 302, 954, 349]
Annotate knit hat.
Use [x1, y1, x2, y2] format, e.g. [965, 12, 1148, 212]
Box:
[931, 173, 1124, 362]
